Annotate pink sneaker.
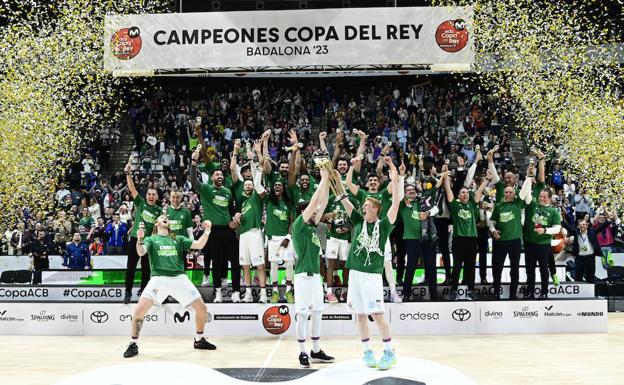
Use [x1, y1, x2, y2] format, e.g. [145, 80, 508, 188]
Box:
[325, 292, 338, 304]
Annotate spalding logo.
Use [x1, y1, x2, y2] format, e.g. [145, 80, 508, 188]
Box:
[111, 26, 142, 60]
[262, 305, 291, 335]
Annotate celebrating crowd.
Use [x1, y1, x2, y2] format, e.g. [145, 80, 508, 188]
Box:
[1, 81, 622, 305]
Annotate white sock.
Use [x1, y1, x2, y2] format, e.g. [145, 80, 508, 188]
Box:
[130, 337, 138, 345]
[196, 332, 204, 341]
[298, 339, 307, 353]
[383, 338, 392, 351]
[312, 337, 321, 353]
[361, 338, 371, 351]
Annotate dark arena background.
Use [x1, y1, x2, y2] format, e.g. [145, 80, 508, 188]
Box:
[0, 1, 623, 384]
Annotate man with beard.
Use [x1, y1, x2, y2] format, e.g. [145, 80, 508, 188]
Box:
[237, 145, 269, 304]
[29, 230, 51, 284]
[123, 215, 214, 358]
[191, 146, 242, 303]
[123, 159, 162, 304]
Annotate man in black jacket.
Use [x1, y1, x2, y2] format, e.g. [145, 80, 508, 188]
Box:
[29, 230, 51, 284]
[561, 216, 604, 283]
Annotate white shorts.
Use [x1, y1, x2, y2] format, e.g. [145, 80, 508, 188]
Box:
[325, 238, 350, 261]
[141, 274, 202, 308]
[267, 236, 295, 263]
[347, 270, 385, 315]
[384, 240, 392, 261]
[294, 273, 325, 315]
[239, 228, 265, 267]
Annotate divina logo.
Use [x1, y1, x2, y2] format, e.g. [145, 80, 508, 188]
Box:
[399, 312, 440, 321]
[174, 311, 190, 323]
[484, 310, 503, 319]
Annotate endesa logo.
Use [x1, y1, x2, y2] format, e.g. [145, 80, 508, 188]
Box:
[435, 19, 469, 53]
[262, 305, 291, 335]
[111, 26, 142, 60]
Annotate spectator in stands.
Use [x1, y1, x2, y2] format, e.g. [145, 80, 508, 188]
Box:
[55, 182, 71, 205]
[593, 208, 620, 268]
[79, 208, 95, 242]
[63, 233, 91, 270]
[53, 210, 72, 252]
[10, 222, 31, 256]
[106, 213, 127, 255]
[574, 189, 592, 222]
[90, 237, 105, 256]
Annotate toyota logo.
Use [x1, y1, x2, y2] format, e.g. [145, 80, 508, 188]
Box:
[90, 311, 109, 323]
[452, 308, 471, 322]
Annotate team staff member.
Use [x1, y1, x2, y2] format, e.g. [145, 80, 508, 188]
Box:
[339, 156, 401, 370]
[523, 188, 562, 299]
[123, 158, 162, 304]
[191, 146, 242, 303]
[123, 216, 214, 358]
[443, 166, 488, 301]
[292, 168, 334, 368]
[489, 173, 533, 300]
[400, 182, 439, 302]
[561, 215, 603, 283]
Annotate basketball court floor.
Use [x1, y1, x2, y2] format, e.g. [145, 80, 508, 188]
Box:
[2, 313, 622, 385]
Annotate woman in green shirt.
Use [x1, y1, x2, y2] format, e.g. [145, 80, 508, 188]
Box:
[443, 167, 488, 300]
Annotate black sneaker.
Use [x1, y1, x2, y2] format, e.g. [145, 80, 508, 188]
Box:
[447, 290, 458, 301]
[123, 342, 138, 358]
[537, 293, 548, 300]
[299, 352, 311, 368]
[310, 349, 335, 363]
[466, 291, 475, 301]
[523, 293, 535, 300]
[194, 337, 217, 350]
[123, 291, 131, 305]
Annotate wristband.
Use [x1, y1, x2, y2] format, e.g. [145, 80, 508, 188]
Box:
[125, 172, 130, 175]
[538, 157, 545, 161]
[335, 193, 349, 202]
[137, 242, 144, 245]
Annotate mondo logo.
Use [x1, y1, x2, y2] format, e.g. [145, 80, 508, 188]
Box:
[435, 19, 469, 53]
[262, 305, 291, 335]
[90, 311, 109, 323]
[111, 26, 142, 60]
[452, 308, 471, 322]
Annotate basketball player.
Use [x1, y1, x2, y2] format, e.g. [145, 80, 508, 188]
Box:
[338, 156, 402, 370]
[292, 168, 334, 368]
[123, 216, 214, 358]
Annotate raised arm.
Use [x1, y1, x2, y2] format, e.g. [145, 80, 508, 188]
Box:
[519, 170, 533, 202]
[319, 131, 328, 153]
[385, 157, 402, 225]
[251, 141, 267, 199]
[536, 148, 546, 184]
[487, 145, 500, 184]
[287, 130, 300, 188]
[443, 169, 454, 203]
[353, 129, 368, 174]
[302, 169, 330, 224]
[230, 139, 241, 184]
[331, 131, 344, 168]
[190, 221, 212, 250]
[261, 129, 272, 175]
[124, 157, 139, 199]
[189, 145, 203, 192]
[345, 158, 360, 195]
[464, 150, 481, 188]
[475, 173, 489, 203]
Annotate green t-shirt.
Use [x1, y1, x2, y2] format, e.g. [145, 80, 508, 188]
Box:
[292, 215, 321, 274]
[143, 234, 192, 277]
[231, 179, 248, 209]
[239, 192, 264, 234]
[449, 198, 479, 238]
[399, 200, 423, 240]
[355, 188, 392, 216]
[265, 171, 287, 189]
[130, 195, 162, 238]
[199, 162, 233, 189]
[288, 183, 315, 206]
[167, 207, 193, 237]
[264, 198, 291, 237]
[347, 210, 393, 274]
[495, 181, 519, 203]
[324, 196, 354, 241]
[491, 198, 525, 241]
[199, 182, 232, 226]
[79, 216, 94, 230]
[532, 181, 546, 199]
[524, 201, 562, 245]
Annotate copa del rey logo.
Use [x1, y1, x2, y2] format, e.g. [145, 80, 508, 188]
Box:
[435, 19, 469, 53]
[111, 26, 142, 60]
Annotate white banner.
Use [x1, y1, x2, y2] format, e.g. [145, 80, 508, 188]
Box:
[0, 300, 607, 336]
[104, 7, 473, 71]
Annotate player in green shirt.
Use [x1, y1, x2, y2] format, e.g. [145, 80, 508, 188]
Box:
[523, 187, 562, 300]
[238, 156, 269, 304]
[123, 158, 162, 304]
[345, 157, 401, 303]
[167, 190, 193, 238]
[191, 145, 242, 304]
[292, 168, 334, 368]
[123, 215, 214, 358]
[489, 173, 533, 300]
[443, 166, 488, 300]
[338, 156, 402, 371]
